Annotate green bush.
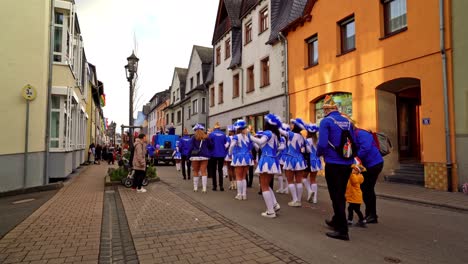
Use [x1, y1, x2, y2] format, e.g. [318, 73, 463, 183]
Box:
[109, 167, 128, 182]
[146, 165, 158, 179]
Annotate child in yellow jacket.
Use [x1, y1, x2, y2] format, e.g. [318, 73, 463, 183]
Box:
[346, 163, 367, 228]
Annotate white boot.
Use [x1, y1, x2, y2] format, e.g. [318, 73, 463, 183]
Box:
[201, 176, 207, 193]
[303, 178, 313, 202]
[222, 166, 228, 178]
[311, 183, 318, 204]
[261, 191, 276, 218]
[176, 163, 181, 171]
[235, 180, 242, 200]
[269, 187, 280, 212]
[288, 184, 298, 206]
[193, 177, 199, 192]
[276, 176, 284, 193]
[284, 177, 289, 194]
[296, 183, 303, 205]
[242, 179, 247, 200]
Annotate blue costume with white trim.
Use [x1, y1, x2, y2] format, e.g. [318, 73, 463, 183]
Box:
[306, 138, 322, 171]
[229, 134, 254, 166]
[250, 131, 281, 174]
[225, 136, 233, 161]
[173, 141, 181, 160]
[280, 130, 307, 171]
[279, 136, 287, 165]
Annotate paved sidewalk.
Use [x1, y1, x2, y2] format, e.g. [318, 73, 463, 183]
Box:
[119, 182, 307, 264]
[0, 164, 107, 264]
[316, 176, 468, 211]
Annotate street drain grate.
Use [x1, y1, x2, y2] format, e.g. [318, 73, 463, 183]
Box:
[384, 256, 402, 263]
[12, 198, 36, 204]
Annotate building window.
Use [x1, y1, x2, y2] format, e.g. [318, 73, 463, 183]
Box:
[171, 113, 174, 123]
[49, 92, 83, 151]
[247, 112, 268, 132]
[245, 21, 253, 44]
[260, 57, 270, 87]
[247, 65, 255, 93]
[202, 98, 206, 113]
[193, 99, 199, 114]
[216, 46, 221, 65]
[188, 106, 191, 119]
[172, 92, 176, 102]
[314, 93, 353, 124]
[53, 11, 68, 63]
[218, 83, 224, 104]
[339, 16, 356, 54]
[259, 7, 269, 33]
[176, 89, 180, 100]
[383, 0, 407, 35]
[306, 35, 318, 67]
[233, 74, 240, 98]
[225, 39, 231, 59]
[177, 111, 181, 124]
[196, 72, 200, 86]
[166, 113, 169, 123]
[210, 87, 215, 107]
[190, 77, 193, 90]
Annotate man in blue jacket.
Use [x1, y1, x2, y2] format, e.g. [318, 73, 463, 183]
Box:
[354, 128, 384, 224]
[179, 128, 192, 180]
[317, 95, 355, 241]
[209, 122, 228, 191]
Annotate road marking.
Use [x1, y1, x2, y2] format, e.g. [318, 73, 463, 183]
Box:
[12, 198, 36, 204]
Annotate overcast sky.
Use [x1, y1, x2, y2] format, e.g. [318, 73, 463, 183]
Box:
[75, 0, 219, 129]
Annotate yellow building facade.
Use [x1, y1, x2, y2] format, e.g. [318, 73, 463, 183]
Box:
[285, 0, 458, 191]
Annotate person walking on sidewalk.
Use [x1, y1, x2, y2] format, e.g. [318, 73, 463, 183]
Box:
[209, 122, 227, 191]
[132, 134, 148, 193]
[346, 163, 367, 228]
[179, 128, 192, 180]
[189, 124, 213, 193]
[250, 114, 282, 218]
[317, 95, 355, 241]
[279, 118, 307, 207]
[229, 120, 254, 200]
[354, 126, 384, 224]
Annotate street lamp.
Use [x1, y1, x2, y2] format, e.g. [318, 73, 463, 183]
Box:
[125, 51, 139, 149]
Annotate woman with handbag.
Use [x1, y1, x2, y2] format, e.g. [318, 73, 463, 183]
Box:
[229, 120, 254, 200]
[189, 124, 213, 193]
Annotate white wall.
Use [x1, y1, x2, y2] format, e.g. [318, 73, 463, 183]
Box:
[186, 50, 203, 94]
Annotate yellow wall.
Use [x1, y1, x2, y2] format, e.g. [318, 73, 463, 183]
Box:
[0, 0, 51, 155]
[286, 0, 455, 187]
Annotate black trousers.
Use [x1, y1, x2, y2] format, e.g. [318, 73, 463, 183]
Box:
[210, 157, 224, 189]
[181, 155, 191, 179]
[246, 165, 254, 187]
[132, 169, 145, 189]
[361, 162, 384, 218]
[347, 203, 364, 221]
[325, 163, 352, 234]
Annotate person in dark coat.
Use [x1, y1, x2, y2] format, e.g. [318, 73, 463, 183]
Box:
[209, 122, 228, 191]
[188, 124, 213, 193]
[316, 95, 355, 241]
[179, 128, 192, 180]
[95, 144, 102, 161]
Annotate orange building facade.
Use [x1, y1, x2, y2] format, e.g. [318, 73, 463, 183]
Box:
[157, 99, 170, 133]
[285, 0, 457, 191]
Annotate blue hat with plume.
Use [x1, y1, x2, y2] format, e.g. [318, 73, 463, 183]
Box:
[306, 123, 319, 133]
[281, 123, 291, 132]
[234, 119, 247, 130]
[227, 125, 236, 132]
[193, 123, 205, 131]
[291, 118, 306, 131]
[265, 113, 282, 128]
[256, 130, 264, 137]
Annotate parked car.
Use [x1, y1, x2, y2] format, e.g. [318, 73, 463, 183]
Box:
[151, 134, 179, 165]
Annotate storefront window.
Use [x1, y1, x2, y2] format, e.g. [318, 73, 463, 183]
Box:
[248, 112, 268, 132]
[315, 93, 352, 124]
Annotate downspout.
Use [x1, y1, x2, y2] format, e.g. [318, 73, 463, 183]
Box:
[439, 0, 453, 191]
[239, 67, 244, 104]
[278, 32, 289, 121]
[44, 0, 55, 185]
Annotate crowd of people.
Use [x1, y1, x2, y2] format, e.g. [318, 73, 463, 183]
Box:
[88, 143, 123, 165]
[169, 95, 384, 241]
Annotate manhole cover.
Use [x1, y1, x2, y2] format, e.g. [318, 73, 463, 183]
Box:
[12, 198, 36, 204]
[384, 257, 402, 263]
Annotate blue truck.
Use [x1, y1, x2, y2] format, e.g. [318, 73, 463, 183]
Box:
[150, 134, 180, 165]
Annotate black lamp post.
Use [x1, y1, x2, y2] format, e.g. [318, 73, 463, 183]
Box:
[125, 51, 139, 149]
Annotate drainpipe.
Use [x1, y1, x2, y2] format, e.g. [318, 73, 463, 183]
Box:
[44, 0, 55, 185]
[239, 67, 244, 104]
[278, 32, 289, 121]
[439, 0, 453, 191]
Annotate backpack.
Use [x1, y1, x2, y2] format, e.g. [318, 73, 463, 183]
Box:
[368, 131, 393, 157]
[327, 117, 357, 159]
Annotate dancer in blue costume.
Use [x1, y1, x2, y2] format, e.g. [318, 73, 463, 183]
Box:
[225, 125, 237, 190]
[229, 120, 254, 200]
[304, 124, 321, 204]
[250, 114, 282, 218]
[279, 118, 307, 207]
[172, 140, 182, 174]
[276, 124, 290, 194]
[189, 124, 213, 193]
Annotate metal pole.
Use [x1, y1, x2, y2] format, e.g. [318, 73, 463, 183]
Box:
[24, 100, 30, 189]
[129, 77, 134, 149]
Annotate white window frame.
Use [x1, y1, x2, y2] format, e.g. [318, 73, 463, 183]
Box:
[192, 99, 199, 114]
[53, 1, 75, 65]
